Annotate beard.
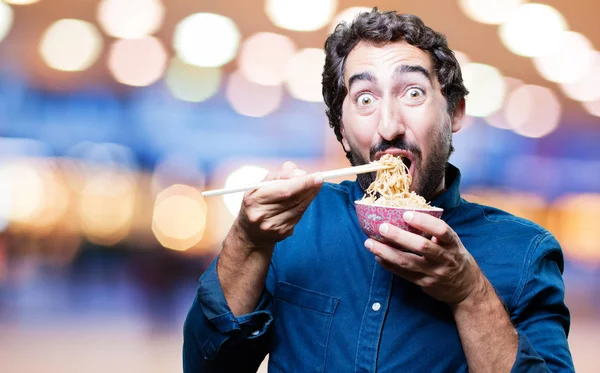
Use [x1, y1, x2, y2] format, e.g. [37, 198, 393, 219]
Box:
[347, 116, 454, 202]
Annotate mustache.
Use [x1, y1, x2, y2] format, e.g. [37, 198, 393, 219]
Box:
[369, 138, 422, 161]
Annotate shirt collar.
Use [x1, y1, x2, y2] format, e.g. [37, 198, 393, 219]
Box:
[430, 163, 462, 211]
[350, 163, 462, 211]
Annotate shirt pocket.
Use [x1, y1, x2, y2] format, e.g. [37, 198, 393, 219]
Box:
[269, 281, 339, 373]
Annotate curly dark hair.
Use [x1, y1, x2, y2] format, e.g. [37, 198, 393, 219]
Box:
[322, 8, 469, 159]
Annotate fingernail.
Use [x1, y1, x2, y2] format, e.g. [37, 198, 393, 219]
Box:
[365, 239, 373, 250]
[403, 211, 414, 221]
[379, 223, 388, 234]
[314, 175, 323, 185]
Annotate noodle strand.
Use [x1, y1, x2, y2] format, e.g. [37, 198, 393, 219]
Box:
[360, 154, 430, 208]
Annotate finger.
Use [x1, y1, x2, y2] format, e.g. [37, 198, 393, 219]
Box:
[245, 179, 323, 238]
[281, 160, 298, 172]
[264, 176, 322, 216]
[243, 171, 321, 219]
[261, 161, 306, 183]
[282, 187, 320, 221]
[374, 256, 427, 282]
[377, 223, 445, 260]
[402, 211, 455, 245]
[254, 173, 323, 204]
[279, 161, 309, 179]
[365, 238, 428, 273]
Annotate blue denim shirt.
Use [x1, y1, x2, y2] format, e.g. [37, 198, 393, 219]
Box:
[184, 164, 574, 372]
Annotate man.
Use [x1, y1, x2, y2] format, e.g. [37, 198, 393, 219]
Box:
[184, 9, 574, 372]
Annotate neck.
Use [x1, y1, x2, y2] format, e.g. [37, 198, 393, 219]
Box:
[428, 176, 447, 202]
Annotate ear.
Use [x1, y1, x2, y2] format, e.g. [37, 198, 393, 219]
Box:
[340, 125, 351, 153]
[451, 98, 466, 133]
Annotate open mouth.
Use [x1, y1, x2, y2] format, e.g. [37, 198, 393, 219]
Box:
[401, 157, 412, 170]
[401, 157, 415, 179]
[375, 150, 415, 178]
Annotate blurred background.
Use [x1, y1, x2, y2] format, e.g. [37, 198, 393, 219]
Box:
[0, 0, 598, 371]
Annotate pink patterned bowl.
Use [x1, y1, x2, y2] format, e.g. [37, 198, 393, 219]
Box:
[354, 200, 443, 240]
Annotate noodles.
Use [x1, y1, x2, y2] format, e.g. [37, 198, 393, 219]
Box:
[360, 154, 430, 208]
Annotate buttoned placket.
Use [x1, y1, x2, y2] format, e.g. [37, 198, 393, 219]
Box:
[354, 259, 394, 373]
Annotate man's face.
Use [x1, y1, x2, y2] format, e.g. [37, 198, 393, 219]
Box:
[340, 40, 463, 200]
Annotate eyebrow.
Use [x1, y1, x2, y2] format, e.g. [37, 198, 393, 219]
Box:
[348, 71, 376, 90]
[394, 64, 432, 83]
[347, 64, 433, 90]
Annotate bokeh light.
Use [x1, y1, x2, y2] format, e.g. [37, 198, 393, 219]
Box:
[329, 6, 371, 31]
[39, 19, 103, 72]
[285, 48, 325, 103]
[0, 159, 70, 234]
[453, 50, 471, 71]
[226, 70, 283, 117]
[499, 3, 567, 57]
[4, 163, 45, 224]
[559, 52, 600, 102]
[463, 189, 548, 227]
[582, 100, 600, 118]
[77, 168, 137, 246]
[505, 84, 561, 138]
[0, 2, 14, 43]
[462, 63, 506, 117]
[238, 32, 296, 86]
[152, 184, 207, 251]
[0, 161, 44, 225]
[266, 0, 337, 32]
[484, 77, 524, 130]
[173, 13, 240, 67]
[165, 57, 221, 102]
[0, 176, 9, 232]
[533, 32, 595, 84]
[190, 192, 235, 255]
[26, 164, 70, 233]
[459, 0, 524, 25]
[97, 0, 164, 39]
[108, 37, 167, 87]
[222, 165, 269, 216]
[548, 194, 600, 263]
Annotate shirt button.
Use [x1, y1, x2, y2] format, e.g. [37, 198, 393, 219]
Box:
[251, 330, 260, 336]
[372, 302, 381, 311]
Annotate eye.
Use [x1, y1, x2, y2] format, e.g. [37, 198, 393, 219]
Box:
[406, 87, 425, 100]
[356, 92, 375, 107]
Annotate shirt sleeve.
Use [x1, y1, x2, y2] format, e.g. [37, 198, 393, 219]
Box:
[183, 257, 274, 373]
[509, 233, 575, 372]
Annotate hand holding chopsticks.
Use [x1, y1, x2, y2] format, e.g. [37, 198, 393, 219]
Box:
[201, 162, 391, 197]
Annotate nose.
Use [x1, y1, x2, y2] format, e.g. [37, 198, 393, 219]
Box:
[377, 97, 406, 141]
